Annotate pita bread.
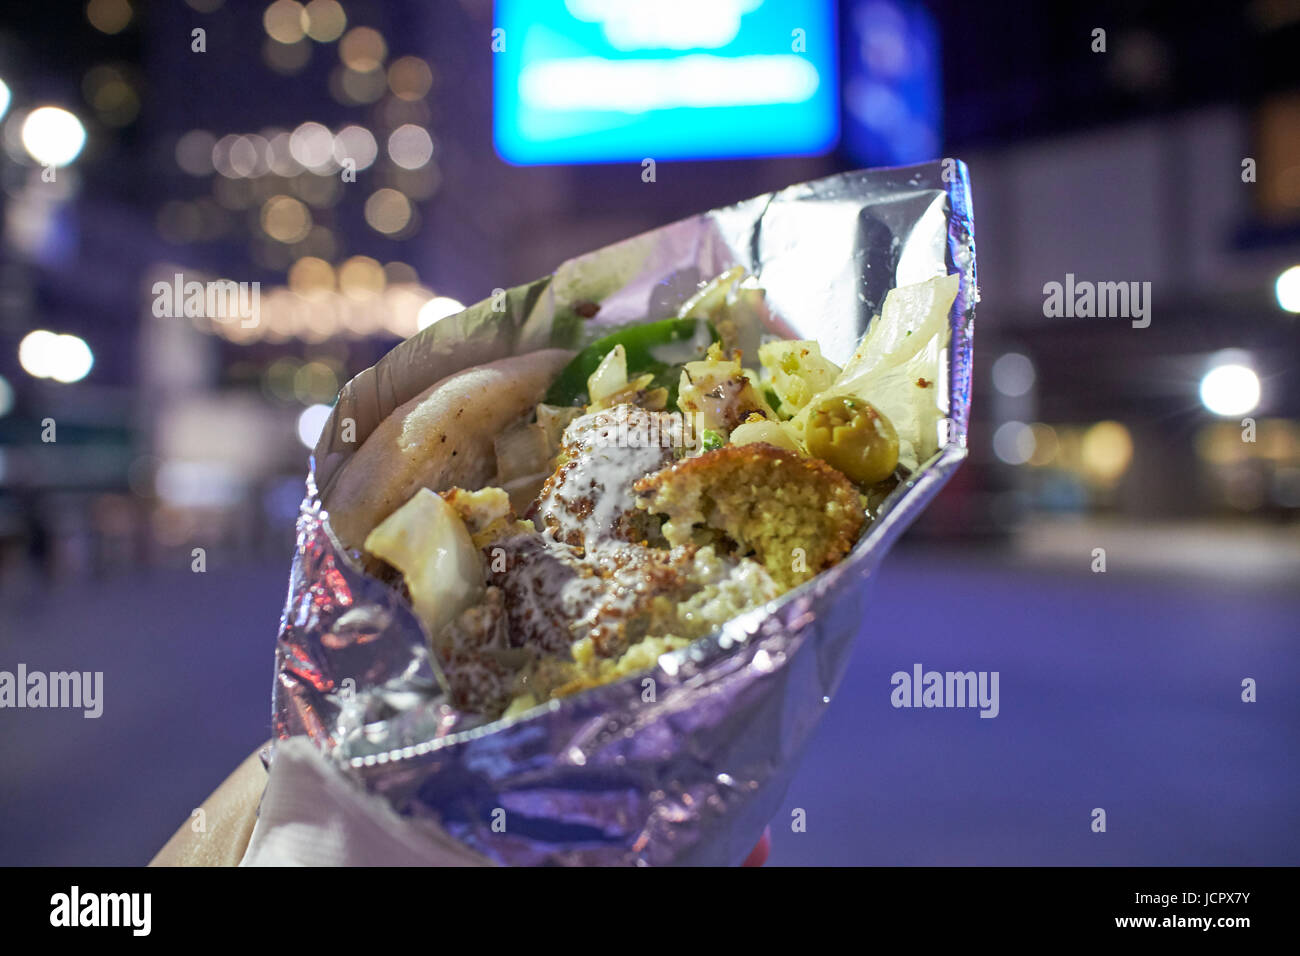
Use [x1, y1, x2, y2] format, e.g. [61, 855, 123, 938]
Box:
[324, 349, 573, 551]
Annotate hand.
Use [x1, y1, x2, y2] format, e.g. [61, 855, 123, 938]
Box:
[149, 741, 269, 866]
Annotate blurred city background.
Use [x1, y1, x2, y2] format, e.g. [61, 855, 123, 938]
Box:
[1, 0, 1296, 865]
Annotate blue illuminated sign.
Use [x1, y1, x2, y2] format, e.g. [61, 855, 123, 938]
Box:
[493, 0, 839, 165]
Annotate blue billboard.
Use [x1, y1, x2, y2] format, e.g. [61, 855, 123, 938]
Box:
[493, 0, 840, 165]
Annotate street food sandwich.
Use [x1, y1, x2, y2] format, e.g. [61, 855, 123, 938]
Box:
[324, 270, 958, 719]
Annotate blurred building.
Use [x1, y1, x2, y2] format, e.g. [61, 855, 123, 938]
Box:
[0, 0, 1296, 589]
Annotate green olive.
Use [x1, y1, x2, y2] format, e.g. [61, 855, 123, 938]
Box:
[804, 394, 899, 486]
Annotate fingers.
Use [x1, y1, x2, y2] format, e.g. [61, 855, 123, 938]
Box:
[148, 741, 270, 867]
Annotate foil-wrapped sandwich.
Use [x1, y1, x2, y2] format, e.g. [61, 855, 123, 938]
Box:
[327, 269, 958, 723]
[273, 162, 977, 865]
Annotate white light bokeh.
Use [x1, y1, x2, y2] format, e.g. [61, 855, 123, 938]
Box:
[297, 403, 333, 448]
[417, 295, 464, 330]
[18, 330, 59, 378]
[48, 335, 94, 382]
[387, 124, 433, 169]
[265, 130, 300, 176]
[991, 352, 1035, 397]
[289, 121, 335, 170]
[332, 125, 378, 170]
[18, 330, 94, 383]
[21, 107, 87, 166]
[1275, 265, 1300, 313]
[1199, 363, 1260, 417]
[993, 420, 1035, 465]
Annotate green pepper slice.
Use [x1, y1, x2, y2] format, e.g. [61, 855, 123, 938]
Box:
[543, 317, 718, 407]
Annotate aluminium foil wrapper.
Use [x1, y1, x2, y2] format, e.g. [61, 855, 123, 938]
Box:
[271, 160, 977, 866]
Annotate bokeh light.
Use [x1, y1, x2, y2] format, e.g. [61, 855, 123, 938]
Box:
[1200, 362, 1261, 417]
[297, 403, 333, 448]
[19, 330, 94, 383]
[992, 352, 1035, 397]
[86, 0, 133, 35]
[1275, 265, 1300, 313]
[388, 56, 433, 100]
[1027, 423, 1059, 467]
[387, 124, 434, 169]
[264, 130, 300, 175]
[82, 65, 140, 127]
[332, 125, 378, 170]
[260, 194, 312, 243]
[21, 107, 87, 166]
[288, 121, 334, 170]
[49, 336, 94, 383]
[175, 129, 216, 175]
[339, 26, 386, 71]
[417, 295, 465, 330]
[18, 331, 57, 378]
[338, 255, 386, 299]
[231, 134, 269, 177]
[1080, 421, 1134, 482]
[303, 0, 347, 42]
[293, 361, 340, 402]
[364, 188, 412, 234]
[384, 261, 419, 285]
[211, 134, 242, 178]
[288, 256, 335, 299]
[263, 0, 306, 44]
[992, 420, 1035, 465]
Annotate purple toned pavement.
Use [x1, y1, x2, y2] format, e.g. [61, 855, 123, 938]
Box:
[2, 544, 1295, 865]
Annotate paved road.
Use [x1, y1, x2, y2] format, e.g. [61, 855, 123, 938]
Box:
[2, 544, 1296, 865]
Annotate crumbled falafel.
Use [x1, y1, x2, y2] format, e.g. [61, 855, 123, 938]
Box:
[633, 442, 865, 590]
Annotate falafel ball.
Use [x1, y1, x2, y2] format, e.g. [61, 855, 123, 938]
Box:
[633, 442, 865, 590]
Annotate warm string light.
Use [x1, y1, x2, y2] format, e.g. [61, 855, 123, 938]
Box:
[154, 18, 442, 345]
[151, 263, 451, 344]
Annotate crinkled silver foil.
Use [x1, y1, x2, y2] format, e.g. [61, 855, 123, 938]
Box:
[272, 161, 977, 866]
